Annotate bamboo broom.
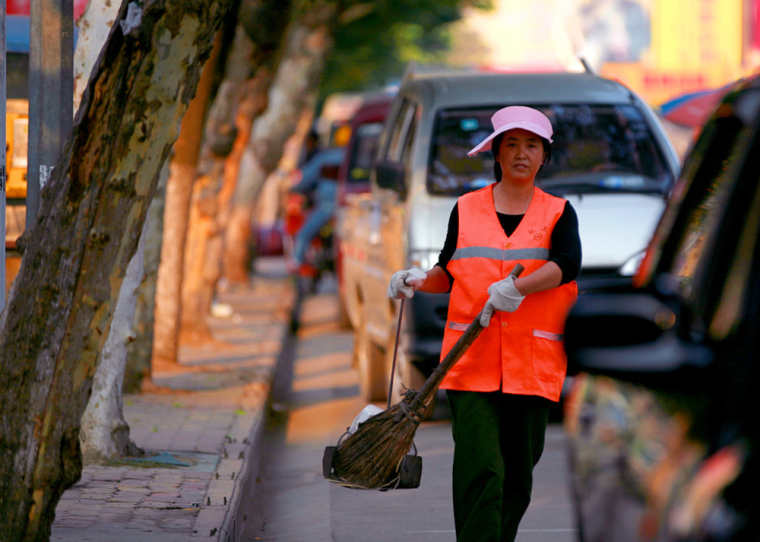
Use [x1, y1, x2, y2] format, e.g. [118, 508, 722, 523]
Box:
[332, 263, 524, 489]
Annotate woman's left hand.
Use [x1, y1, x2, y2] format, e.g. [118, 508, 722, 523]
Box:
[479, 276, 525, 326]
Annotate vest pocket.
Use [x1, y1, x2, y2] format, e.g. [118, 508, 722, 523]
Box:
[448, 321, 470, 332]
[531, 328, 566, 384]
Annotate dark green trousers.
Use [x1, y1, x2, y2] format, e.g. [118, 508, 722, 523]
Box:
[447, 390, 551, 542]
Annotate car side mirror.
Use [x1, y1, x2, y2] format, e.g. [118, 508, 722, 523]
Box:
[374, 159, 406, 198]
[564, 287, 713, 390]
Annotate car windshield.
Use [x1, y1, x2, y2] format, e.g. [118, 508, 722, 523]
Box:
[347, 122, 383, 184]
[427, 104, 673, 196]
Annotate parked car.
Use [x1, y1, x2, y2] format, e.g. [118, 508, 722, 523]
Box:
[563, 74, 760, 541]
[338, 69, 680, 402]
[336, 95, 393, 328]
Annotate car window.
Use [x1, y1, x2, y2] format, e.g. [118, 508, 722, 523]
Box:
[636, 87, 760, 333]
[667, 134, 745, 299]
[427, 104, 673, 196]
[709, 166, 760, 339]
[347, 122, 383, 184]
[698, 92, 760, 338]
[387, 99, 416, 162]
[637, 90, 758, 288]
[401, 109, 417, 178]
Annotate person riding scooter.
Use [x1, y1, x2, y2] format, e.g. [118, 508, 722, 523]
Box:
[289, 124, 350, 274]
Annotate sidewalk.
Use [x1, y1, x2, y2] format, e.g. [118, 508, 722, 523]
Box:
[51, 257, 294, 542]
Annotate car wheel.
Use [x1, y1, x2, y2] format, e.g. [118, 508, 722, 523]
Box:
[355, 316, 388, 402]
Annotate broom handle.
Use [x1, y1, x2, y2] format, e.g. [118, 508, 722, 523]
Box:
[408, 263, 524, 413]
[387, 298, 405, 409]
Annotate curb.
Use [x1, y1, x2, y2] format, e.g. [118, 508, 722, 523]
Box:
[191, 402, 267, 540]
[195, 275, 301, 541]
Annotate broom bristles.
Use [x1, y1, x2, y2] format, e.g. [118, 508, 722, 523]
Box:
[330, 268, 526, 489]
[333, 399, 424, 489]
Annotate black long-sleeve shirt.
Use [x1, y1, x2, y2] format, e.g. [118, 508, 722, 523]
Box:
[436, 201, 581, 289]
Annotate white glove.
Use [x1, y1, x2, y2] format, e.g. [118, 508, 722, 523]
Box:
[479, 275, 525, 327]
[387, 267, 427, 299]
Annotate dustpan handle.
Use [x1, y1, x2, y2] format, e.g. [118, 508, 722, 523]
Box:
[409, 263, 524, 413]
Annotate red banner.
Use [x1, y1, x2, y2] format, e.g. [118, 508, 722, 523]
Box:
[7, 0, 90, 21]
[6, 0, 30, 15]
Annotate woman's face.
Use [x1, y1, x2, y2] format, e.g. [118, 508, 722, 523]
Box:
[496, 129, 546, 184]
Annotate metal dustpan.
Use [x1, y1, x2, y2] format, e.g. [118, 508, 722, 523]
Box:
[322, 434, 422, 490]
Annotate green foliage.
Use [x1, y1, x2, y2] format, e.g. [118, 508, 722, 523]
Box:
[319, 0, 492, 97]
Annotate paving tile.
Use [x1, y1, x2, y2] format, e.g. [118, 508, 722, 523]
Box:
[52, 258, 292, 542]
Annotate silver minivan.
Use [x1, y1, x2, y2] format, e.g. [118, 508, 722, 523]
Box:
[347, 69, 680, 401]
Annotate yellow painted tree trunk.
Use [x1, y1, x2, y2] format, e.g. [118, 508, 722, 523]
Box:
[0, 0, 233, 539]
[180, 168, 220, 344]
[151, 33, 222, 370]
[181, 0, 290, 333]
[180, 30, 263, 343]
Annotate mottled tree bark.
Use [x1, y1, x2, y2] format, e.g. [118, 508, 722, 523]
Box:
[73, 0, 121, 113]
[0, 0, 233, 539]
[224, 0, 341, 284]
[74, 0, 138, 465]
[151, 33, 221, 370]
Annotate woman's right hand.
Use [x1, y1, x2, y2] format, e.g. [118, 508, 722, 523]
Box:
[387, 267, 427, 299]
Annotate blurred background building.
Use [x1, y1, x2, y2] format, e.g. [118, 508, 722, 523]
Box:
[449, 0, 760, 106]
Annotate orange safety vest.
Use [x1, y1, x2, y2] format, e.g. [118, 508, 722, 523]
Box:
[439, 184, 578, 401]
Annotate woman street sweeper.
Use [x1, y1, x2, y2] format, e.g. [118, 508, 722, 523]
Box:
[388, 106, 581, 542]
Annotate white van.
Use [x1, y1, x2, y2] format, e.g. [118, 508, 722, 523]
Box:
[338, 70, 680, 402]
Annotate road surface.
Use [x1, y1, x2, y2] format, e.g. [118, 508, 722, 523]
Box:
[240, 282, 577, 541]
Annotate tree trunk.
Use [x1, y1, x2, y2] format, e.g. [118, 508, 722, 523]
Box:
[211, 75, 270, 281]
[182, 0, 291, 323]
[179, 168, 221, 344]
[124, 163, 168, 393]
[73, 0, 120, 113]
[151, 33, 222, 370]
[74, 0, 138, 465]
[178, 22, 256, 343]
[79, 212, 150, 463]
[224, 0, 340, 284]
[0, 1, 233, 539]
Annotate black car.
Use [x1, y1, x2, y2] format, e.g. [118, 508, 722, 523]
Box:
[563, 75, 760, 542]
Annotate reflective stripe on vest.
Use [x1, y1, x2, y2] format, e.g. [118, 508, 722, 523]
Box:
[439, 184, 578, 402]
[450, 247, 550, 262]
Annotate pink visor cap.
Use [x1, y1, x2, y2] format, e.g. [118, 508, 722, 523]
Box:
[467, 106, 553, 156]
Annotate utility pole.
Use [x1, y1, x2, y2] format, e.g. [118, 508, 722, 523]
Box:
[27, 0, 73, 227]
[1, 3, 8, 311]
